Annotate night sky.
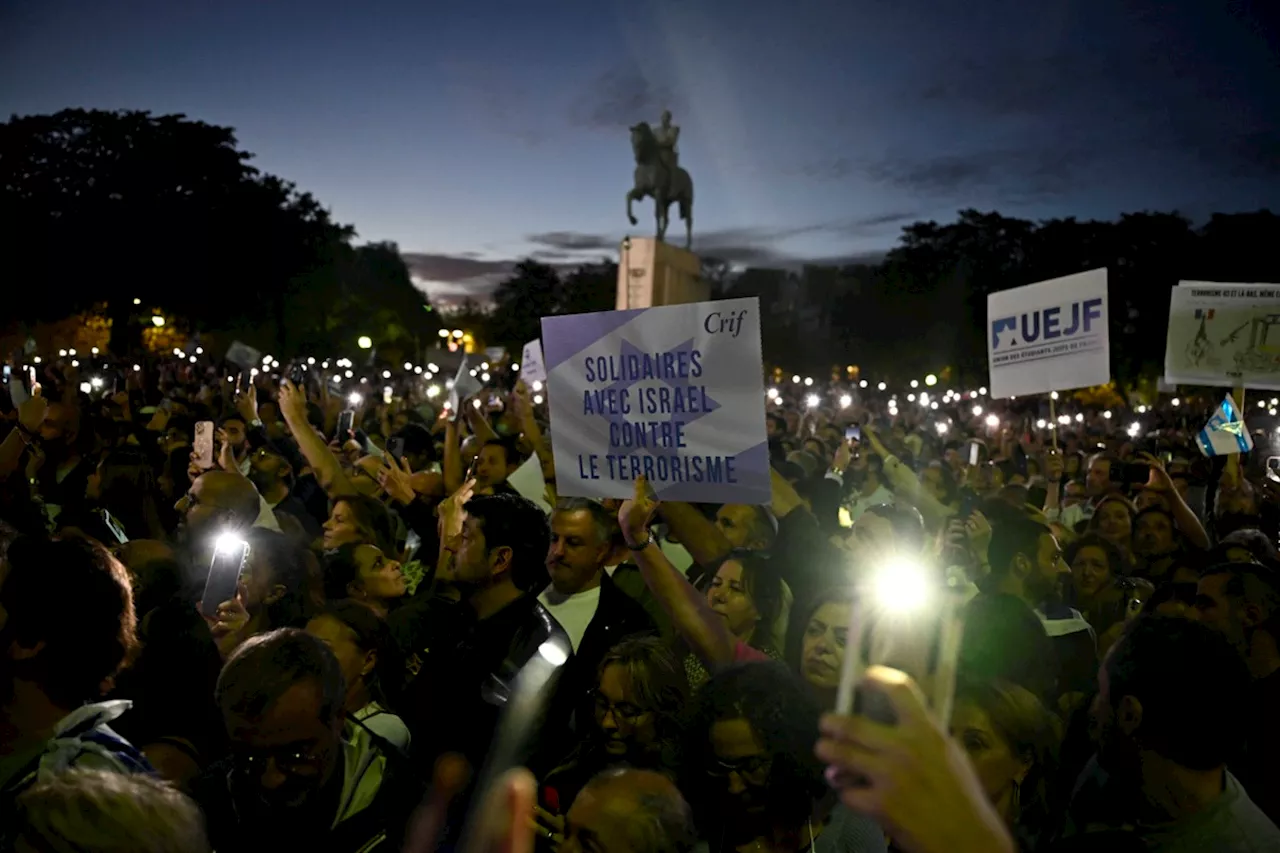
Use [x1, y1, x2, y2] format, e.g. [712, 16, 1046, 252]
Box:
[3, 0, 1277, 303]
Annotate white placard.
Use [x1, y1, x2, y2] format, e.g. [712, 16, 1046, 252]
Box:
[506, 454, 553, 514]
[542, 297, 770, 504]
[1164, 282, 1280, 389]
[986, 269, 1110, 399]
[520, 338, 547, 383]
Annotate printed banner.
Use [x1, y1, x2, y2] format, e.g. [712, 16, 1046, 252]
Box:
[1164, 282, 1280, 389]
[520, 338, 547, 383]
[541, 297, 769, 504]
[987, 269, 1110, 399]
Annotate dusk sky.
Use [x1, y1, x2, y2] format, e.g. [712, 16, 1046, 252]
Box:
[3, 0, 1277, 303]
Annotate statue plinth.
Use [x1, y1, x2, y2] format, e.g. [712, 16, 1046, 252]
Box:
[616, 237, 707, 310]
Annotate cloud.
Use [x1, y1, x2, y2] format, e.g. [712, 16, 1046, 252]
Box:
[568, 66, 685, 130]
[402, 252, 517, 307]
[525, 231, 617, 253]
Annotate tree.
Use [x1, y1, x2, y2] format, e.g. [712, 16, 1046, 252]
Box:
[485, 259, 617, 348]
[0, 109, 431, 356]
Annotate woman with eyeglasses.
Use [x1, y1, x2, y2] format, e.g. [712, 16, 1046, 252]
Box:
[535, 636, 689, 847]
[682, 662, 886, 853]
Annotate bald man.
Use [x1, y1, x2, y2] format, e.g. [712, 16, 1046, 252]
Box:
[561, 769, 695, 853]
[175, 470, 263, 542]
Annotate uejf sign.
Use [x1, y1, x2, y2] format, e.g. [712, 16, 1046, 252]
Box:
[987, 269, 1110, 399]
[990, 299, 1104, 351]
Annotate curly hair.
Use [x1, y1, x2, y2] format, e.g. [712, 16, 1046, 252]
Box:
[679, 662, 826, 837]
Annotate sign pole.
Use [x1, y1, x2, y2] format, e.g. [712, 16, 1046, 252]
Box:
[1048, 394, 1058, 451]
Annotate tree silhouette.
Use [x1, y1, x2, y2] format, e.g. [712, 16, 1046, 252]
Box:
[0, 109, 431, 355]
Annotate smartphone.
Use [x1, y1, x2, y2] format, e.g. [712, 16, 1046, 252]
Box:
[336, 409, 355, 441]
[194, 421, 215, 469]
[288, 364, 306, 387]
[201, 537, 250, 618]
[967, 441, 981, 467]
[1267, 457, 1280, 484]
[99, 509, 129, 545]
[2, 365, 10, 382]
[1110, 461, 1149, 486]
[958, 491, 979, 520]
[386, 436, 405, 464]
[845, 425, 861, 442]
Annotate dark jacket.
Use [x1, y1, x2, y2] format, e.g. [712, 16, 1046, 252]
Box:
[532, 571, 656, 774]
[403, 591, 571, 770]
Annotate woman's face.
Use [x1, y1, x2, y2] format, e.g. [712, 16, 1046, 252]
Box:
[708, 718, 771, 816]
[949, 700, 1029, 810]
[1071, 545, 1112, 599]
[593, 663, 657, 757]
[800, 601, 849, 691]
[706, 560, 760, 641]
[306, 614, 372, 700]
[1095, 501, 1132, 545]
[350, 545, 406, 601]
[323, 501, 363, 550]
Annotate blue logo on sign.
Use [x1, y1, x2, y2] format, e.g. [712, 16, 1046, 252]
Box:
[991, 298, 1104, 349]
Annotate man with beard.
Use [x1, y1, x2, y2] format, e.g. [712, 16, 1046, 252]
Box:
[1191, 563, 1280, 825]
[1064, 617, 1279, 849]
[986, 514, 1096, 695]
[246, 440, 323, 541]
[0, 537, 148, 833]
[401, 492, 571, 769]
[191, 629, 415, 852]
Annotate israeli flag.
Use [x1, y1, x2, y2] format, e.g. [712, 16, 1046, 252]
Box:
[1196, 394, 1254, 457]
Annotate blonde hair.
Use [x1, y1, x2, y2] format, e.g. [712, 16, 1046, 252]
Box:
[15, 769, 211, 853]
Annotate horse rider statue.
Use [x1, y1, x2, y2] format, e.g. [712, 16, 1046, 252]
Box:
[627, 109, 694, 249]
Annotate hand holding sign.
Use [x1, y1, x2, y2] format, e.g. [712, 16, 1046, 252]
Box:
[618, 474, 660, 546]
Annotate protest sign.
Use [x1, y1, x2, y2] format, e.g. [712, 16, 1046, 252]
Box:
[520, 339, 547, 383]
[1164, 282, 1280, 390]
[542, 297, 769, 504]
[506, 454, 552, 514]
[225, 341, 261, 370]
[448, 357, 483, 413]
[987, 269, 1109, 399]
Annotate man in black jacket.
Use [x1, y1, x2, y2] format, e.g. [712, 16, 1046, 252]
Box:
[402, 493, 570, 770]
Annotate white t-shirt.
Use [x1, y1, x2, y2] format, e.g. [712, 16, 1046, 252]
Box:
[538, 584, 602, 652]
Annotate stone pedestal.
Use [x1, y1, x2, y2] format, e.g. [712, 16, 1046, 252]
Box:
[616, 237, 707, 310]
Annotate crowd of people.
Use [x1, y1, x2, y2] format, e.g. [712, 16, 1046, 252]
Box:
[0, 349, 1278, 853]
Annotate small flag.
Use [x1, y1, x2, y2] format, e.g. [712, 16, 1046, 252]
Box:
[1194, 309, 1216, 320]
[1196, 394, 1253, 457]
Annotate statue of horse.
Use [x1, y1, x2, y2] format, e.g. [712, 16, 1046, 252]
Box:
[627, 122, 694, 249]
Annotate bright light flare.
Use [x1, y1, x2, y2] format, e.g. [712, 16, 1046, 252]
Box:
[985, 414, 999, 428]
[347, 392, 363, 406]
[839, 394, 852, 408]
[805, 394, 821, 409]
[869, 557, 934, 614]
[215, 532, 247, 555]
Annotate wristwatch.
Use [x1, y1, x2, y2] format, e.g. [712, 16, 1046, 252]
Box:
[627, 533, 653, 551]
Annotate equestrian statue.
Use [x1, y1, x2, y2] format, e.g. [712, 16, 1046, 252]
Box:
[626, 110, 694, 249]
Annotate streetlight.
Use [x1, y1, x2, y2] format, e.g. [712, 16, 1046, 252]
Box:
[151, 316, 165, 327]
[452, 330, 464, 339]
[438, 329, 450, 338]
[925, 374, 938, 387]
[357, 336, 373, 350]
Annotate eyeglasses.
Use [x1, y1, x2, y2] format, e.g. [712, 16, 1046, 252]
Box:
[592, 691, 649, 724]
[706, 754, 772, 781]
